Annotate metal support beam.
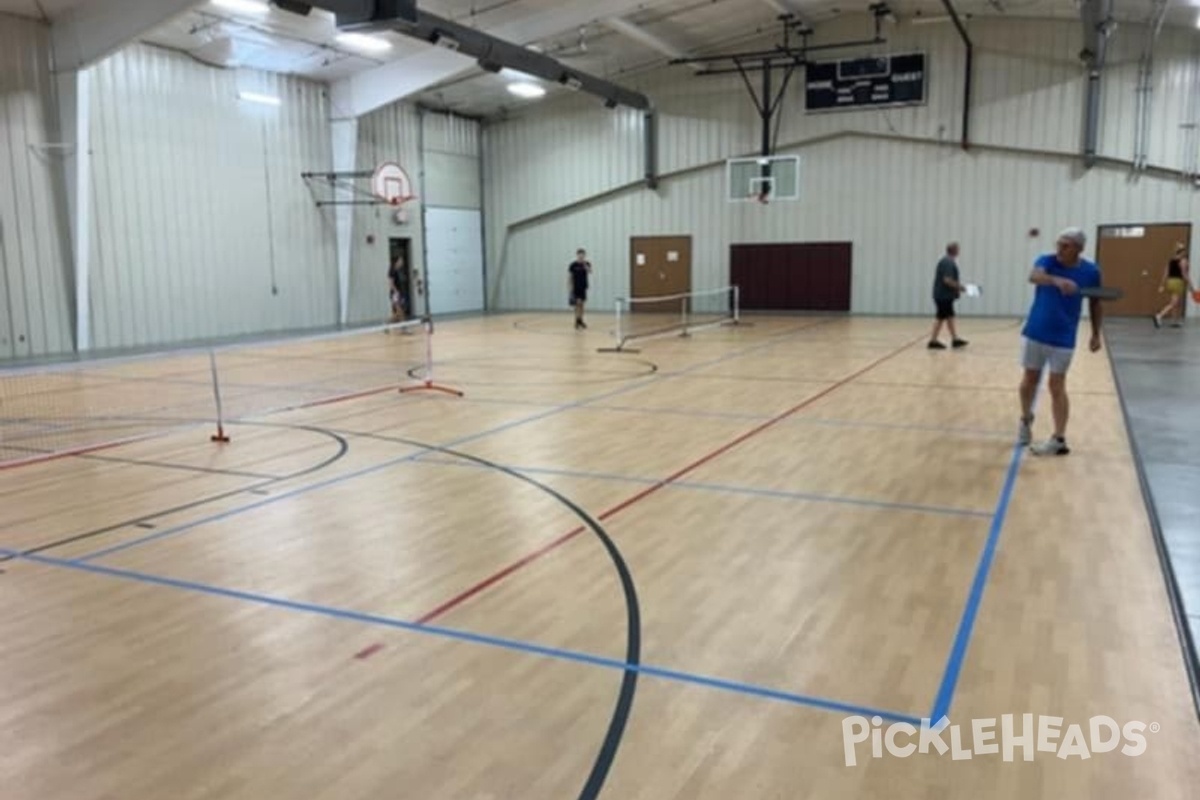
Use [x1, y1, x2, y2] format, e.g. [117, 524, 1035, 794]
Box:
[357, 8, 652, 112]
[56, 70, 92, 351]
[602, 16, 701, 72]
[329, 120, 358, 326]
[309, 0, 654, 119]
[939, 0, 973, 151]
[50, 0, 200, 72]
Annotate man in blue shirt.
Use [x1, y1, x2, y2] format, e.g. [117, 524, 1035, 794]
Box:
[1018, 227, 1104, 456]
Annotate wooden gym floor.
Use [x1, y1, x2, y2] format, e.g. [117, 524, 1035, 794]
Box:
[1, 313, 1198, 800]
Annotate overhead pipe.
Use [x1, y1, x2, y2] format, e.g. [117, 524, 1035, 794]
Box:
[1134, 0, 1171, 172]
[644, 111, 659, 189]
[939, 0, 972, 151]
[1079, 0, 1114, 170]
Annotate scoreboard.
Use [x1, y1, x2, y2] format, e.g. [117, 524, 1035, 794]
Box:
[804, 52, 926, 112]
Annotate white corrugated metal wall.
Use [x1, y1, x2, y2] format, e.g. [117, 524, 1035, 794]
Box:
[0, 14, 74, 360]
[87, 44, 337, 350]
[483, 15, 1200, 317]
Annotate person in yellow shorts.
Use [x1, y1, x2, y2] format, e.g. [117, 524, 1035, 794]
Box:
[1153, 244, 1192, 328]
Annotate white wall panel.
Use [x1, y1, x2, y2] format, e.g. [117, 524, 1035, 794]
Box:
[484, 15, 1200, 317]
[424, 152, 481, 209]
[0, 14, 73, 360]
[425, 207, 484, 315]
[87, 44, 336, 351]
[421, 110, 482, 209]
[421, 109, 480, 158]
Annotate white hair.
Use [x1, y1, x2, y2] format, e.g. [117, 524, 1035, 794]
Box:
[1057, 227, 1086, 248]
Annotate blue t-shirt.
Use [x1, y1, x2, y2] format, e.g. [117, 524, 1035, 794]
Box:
[1021, 253, 1102, 349]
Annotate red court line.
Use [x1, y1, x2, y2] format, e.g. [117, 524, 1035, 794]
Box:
[0, 380, 405, 473]
[0, 430, 174, 473]
[414, 333, 927, 625]
[354, 643, 385, 660]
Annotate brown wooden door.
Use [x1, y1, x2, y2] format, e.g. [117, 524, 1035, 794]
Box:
[630, 236, 692, 313]
[1095, 223, 1192, 317]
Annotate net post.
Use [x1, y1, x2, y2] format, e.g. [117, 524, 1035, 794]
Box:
[679, 295, 691, 338]
[722, 284, 753, 328]
[400, 316, 464, 397]
[598, 297, 638, 353]
[208, 348, 231, 443]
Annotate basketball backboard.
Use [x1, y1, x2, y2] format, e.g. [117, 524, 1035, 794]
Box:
[727, 155, 800, 202]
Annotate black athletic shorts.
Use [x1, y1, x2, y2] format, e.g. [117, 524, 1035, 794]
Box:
[935, 299, 955, 320]
[571, 287, 588, 304]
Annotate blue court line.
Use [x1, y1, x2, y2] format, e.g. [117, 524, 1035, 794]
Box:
[928, 430, 1029, 723]
[412, 453, 993, 520]
[68, 321, 833, 563]
[0, 546, 923, 726]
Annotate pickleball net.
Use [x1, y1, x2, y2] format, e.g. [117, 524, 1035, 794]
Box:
[600, 285, 741, 353]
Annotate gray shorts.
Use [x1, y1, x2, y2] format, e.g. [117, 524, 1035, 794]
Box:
[1021, 337, 1074, 374]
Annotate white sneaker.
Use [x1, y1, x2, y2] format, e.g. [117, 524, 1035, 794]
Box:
[1030, 436, 1069, 456]
[1018, 416, 1033, 446]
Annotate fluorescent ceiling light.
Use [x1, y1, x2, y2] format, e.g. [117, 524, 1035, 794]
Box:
[499, 68, 537, 81]
[212, 0, 270, 15]
[238, 91, 281, 106]
[506, 81, 546, 99]
[336, 32, 393, 52]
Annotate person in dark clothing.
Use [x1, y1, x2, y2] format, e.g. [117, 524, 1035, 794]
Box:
[1153, 243, 1192, 328]
[929, 241, 968, 349]
[568, 248, 592, 330]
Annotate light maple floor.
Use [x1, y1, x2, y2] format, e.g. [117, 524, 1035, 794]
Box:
[1, 312, 1197, 800]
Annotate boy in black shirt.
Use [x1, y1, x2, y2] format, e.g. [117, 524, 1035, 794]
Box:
[569, 248, 592, 330]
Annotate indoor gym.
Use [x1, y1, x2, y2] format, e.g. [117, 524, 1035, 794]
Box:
[2, 1, 1200, 799]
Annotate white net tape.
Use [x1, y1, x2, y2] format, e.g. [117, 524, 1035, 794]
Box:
[609, 285, 740, 351]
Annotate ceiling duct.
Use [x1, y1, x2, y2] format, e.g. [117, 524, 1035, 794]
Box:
[273, 1, 418, 26]
[290, 1, 652, 111]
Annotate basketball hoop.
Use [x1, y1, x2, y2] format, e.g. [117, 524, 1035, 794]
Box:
[372, 161, 415, 206]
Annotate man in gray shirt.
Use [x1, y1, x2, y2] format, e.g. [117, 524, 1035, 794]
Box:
[929, 241, 968, 349]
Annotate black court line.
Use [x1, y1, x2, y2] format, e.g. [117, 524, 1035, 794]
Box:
[0, 443, 279, 480]
[292, 424, 640, 800]
[511, 316, 618, 338]
[0, 423, 349, 564]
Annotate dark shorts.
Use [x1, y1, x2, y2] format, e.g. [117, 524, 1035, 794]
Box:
[571, 287, 588, 304]
[934, 299, 955, 320]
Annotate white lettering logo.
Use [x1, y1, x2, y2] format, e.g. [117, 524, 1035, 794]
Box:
[842, 715, 1160, 766]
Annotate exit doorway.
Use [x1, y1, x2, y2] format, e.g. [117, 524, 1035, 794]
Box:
[388, 237, 415, 319]
[1094, 223, 1192, 318]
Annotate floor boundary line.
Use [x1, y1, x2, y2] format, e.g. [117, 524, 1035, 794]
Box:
[409, 452, 994, 520]
[0, 546, 925, 727]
